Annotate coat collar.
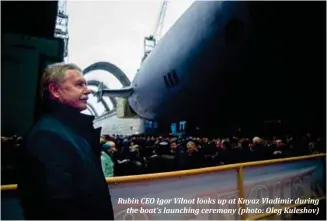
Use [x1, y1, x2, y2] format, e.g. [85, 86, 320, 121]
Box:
[41, 100, 103, 158]
[43, 99, 95, 130]
[42, 99, 102, 147]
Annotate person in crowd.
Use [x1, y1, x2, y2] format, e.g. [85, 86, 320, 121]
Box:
[101, 141, 116, 177]
[147, 141, 175, 173]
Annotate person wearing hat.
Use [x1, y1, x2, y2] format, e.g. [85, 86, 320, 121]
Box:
[101, 141, 116, 178]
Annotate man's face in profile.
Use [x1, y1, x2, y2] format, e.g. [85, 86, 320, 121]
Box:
[54, 69, 91, 111]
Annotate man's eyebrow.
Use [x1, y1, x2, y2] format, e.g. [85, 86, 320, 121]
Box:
[76, 79, 87, 83]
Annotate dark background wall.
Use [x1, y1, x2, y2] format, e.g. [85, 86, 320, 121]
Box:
[1, 1, 63, 136]
[1, 1, 58, 39]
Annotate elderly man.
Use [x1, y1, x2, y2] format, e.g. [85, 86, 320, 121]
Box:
[17, 63, 114, 220]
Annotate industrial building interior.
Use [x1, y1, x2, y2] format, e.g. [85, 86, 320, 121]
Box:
[1, 1, 326, 220]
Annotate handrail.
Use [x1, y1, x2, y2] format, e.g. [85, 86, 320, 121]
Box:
[106, 153, 326, 184]
[1, 153, 325, 191]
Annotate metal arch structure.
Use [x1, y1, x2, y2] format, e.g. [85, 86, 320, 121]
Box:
[83, 61, 131, 87]
[83, 61, 131, 117]
[86, 107, 94, 116]
[89, 90, 110, 112]
[86, 103, 98, 117]
[87, 79, 116, 109]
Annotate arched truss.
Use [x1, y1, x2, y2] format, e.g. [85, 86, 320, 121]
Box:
[86, 106, 95, 116]
[86, 103, 98, 117]
[83, 61, 131, 114]
[83, 61, 131, 87]
[87, 80, 113, 111]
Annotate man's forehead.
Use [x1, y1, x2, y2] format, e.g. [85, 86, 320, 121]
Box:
[63, 69, 86, 81]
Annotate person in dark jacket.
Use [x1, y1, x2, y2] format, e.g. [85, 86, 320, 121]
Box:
[17, 63, 115, 220]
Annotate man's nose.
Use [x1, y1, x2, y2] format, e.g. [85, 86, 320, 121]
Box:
[84, 87, 92, 95]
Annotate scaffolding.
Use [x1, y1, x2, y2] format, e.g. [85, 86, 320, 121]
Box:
[141, 1, 168, 63]
[54, 0, 69, 59]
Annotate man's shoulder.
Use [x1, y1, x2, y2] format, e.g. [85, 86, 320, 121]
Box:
[20, 115, 72, 155]
[27, 114, 67, 139]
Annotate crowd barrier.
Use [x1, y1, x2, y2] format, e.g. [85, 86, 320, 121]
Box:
[1, 153, 326, 220]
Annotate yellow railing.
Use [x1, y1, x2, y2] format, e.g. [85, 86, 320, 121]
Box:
[1, 153, 326, 220]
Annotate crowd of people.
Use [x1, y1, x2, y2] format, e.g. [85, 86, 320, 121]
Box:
[2, 135, 23, 184]
[1, 132, 324, 184]
[99, 132, 325, 177]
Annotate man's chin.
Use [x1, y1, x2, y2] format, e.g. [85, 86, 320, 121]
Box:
[81, 106, 88, 112]
[77, 103, 88, 112]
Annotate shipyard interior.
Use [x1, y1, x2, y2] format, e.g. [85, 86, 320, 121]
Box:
[1, 1, 326, 220]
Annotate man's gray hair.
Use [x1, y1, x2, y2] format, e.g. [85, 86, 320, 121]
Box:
[40, 62, 83, 100]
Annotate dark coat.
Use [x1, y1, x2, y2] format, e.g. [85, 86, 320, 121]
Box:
[17, 101, 114, 220]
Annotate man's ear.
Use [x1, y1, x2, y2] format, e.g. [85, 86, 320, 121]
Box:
[48, 83, 61, 99]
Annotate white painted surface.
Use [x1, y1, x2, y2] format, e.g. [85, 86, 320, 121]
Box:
[94, 113, 144, 136]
